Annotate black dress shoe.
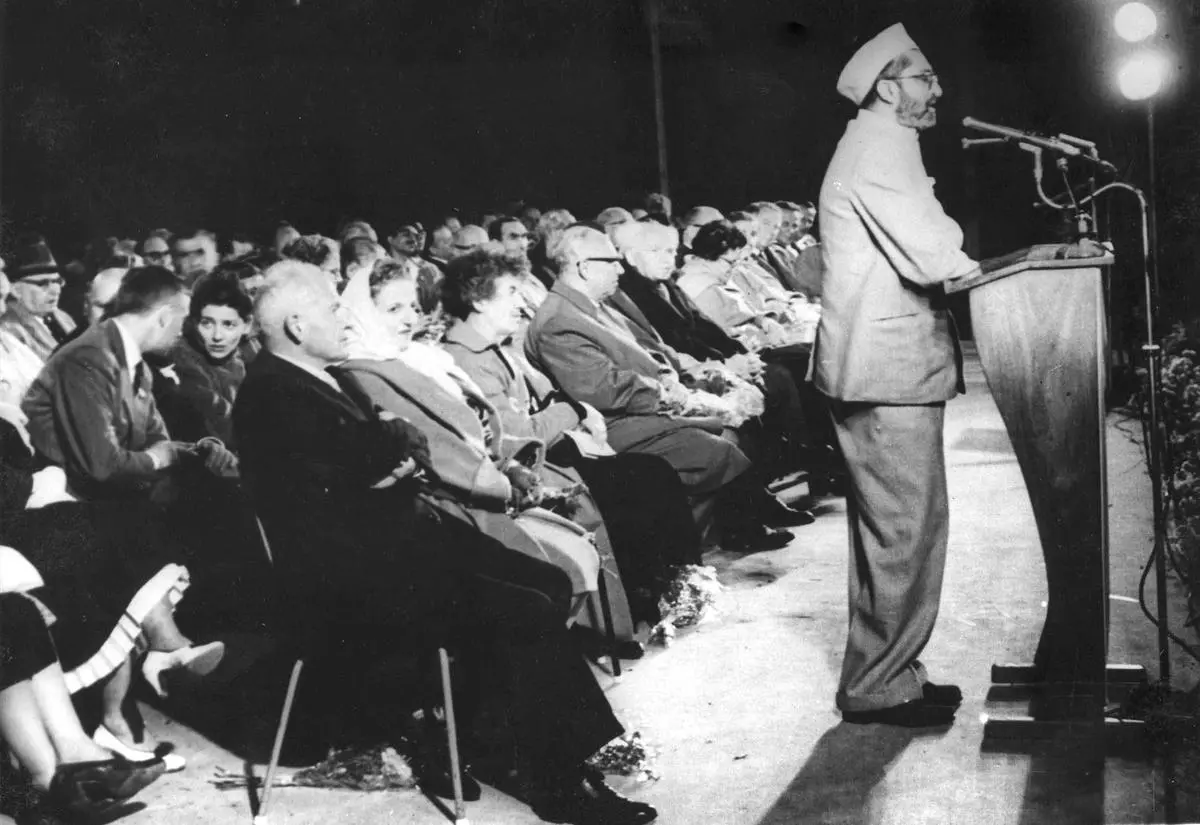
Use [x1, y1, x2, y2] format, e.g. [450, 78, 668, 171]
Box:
[48, 756, 166, 816]
[725, 526, 792, 554]
[841, 698, 956, 728]
[570, 626, 645, 662]
[529, 767, 657, 824]
[922, 682, 963, 707]
[759, 497, 816, 527]
[418, 761, 482, 802]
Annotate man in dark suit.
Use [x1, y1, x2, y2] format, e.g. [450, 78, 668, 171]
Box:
[23, 266, 235, 503]
[610, 220, 838, 488]
[525, 225, 803, 552]
[233, 261, 656, 825]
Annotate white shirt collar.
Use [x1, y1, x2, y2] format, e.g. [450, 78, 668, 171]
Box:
[275, 352, 343, 392]
[110, 317, 143, 371]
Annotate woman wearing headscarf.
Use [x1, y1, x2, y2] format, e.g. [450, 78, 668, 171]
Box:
[330, 257, 618, 632]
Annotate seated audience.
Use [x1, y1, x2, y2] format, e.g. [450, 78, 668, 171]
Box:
[612, 221, 818, 482]
[333, 257, 601, 603]
[0, 236, 77, 362]
[488, 216, 548, 314]
[281, 234, 342, 290]
[529, 208, 576, 287]
[595, 207, 635, 243]
[385, 219, 444, 313]
[0, 590, 165, 821]
[442, 246, 706, 623]
[166, 272, 252, 448]
[726, 210, 800, 312]
[170, 229, 220, 287]
[450, 224, 488, 259]
[524, 224, 801, 552]
[140, 230, 173, 270]
[233, 261, 657, 824]
[422, 222, 456, 272]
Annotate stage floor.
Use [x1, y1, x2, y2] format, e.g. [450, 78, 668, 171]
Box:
[91, 344, 1200, 825]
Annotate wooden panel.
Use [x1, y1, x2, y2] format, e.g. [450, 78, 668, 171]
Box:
[969, 265, 1109, 698]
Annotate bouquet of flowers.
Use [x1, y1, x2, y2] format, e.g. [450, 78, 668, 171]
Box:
[586, 732, 662, 783]
[648, 564, 725, 646]
[212, 745, 417, 793]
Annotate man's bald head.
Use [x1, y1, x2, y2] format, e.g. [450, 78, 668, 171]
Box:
[88, 267, 128, 325]
[451, 225, 489, 259]
[596, 207, 635, 242]
[555, 225, 624, 301]
[255, 260, 348, 364]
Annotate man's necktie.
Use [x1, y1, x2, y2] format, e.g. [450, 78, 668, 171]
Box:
[133, 361, 153, 396]
[43, 314, 68, 344]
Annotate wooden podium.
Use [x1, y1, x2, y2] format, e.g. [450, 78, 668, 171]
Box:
[946, 244, 1146, 739]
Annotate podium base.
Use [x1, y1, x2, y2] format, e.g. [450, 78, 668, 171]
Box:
[982, 662, 1151, 753]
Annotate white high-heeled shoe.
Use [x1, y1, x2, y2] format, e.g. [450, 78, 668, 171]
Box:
[94, 724, 186, 773]
[142, 641, 226, 698]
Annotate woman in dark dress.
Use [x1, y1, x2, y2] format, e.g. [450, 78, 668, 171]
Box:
[161, 272, 251, 449]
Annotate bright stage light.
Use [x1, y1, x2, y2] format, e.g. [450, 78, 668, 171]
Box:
[1117, 51, 1168, 100]
[1114, 2, 1158, 43]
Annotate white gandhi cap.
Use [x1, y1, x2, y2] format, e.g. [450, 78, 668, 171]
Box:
[836, 23, 921, 105]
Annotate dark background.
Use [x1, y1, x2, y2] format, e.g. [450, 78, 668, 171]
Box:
[2, 0, 1197, 326]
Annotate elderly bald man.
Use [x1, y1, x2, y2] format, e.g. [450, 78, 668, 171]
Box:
[450, 224, 488, 260]
[525, 224, 802, 552]
[678, 205, 724, 254]
[234, 261, 655, 824]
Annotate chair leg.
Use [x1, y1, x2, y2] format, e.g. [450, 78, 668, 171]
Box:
[254, 659, 304, 825]
[438, 648, 470, 825]
[595, 573, 621, 678]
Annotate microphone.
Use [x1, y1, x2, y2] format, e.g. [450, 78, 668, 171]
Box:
[962, 117, 1082, 157]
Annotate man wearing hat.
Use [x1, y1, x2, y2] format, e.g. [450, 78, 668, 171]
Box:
[814, 23, 980, 727]
[0, 236, 78, 362]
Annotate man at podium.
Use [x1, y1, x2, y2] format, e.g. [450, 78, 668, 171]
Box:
[814, 23, 981, 727]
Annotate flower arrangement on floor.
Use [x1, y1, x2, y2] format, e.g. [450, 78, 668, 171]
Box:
[648, 564, 725, 646]
[586, 732, 662, 783]
[212, 745, 417, 792]
[1146, 323, 1200, 633]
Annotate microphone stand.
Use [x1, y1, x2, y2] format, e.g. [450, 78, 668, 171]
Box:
[978, 130, 1174, 689]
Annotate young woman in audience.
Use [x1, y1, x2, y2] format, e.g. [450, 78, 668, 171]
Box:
[0, 408, 222, 774]
[0, 590, 166, 821]
[166, 271, 253, 449]
[441, 246, 705, 625]
[331, 258, 613, 630]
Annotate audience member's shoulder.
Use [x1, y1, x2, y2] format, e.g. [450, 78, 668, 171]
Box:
[47, 322, 118, 370]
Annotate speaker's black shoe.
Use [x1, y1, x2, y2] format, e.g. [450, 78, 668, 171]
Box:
[529, 767, 658, 824]
[922, 682, 963, 707]
[842, 698, 957, 728]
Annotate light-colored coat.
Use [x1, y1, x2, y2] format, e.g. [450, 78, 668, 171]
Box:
[524, 280, 749, 496]
[0, 301, 76, 363]
[814, 108, 977, 404]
